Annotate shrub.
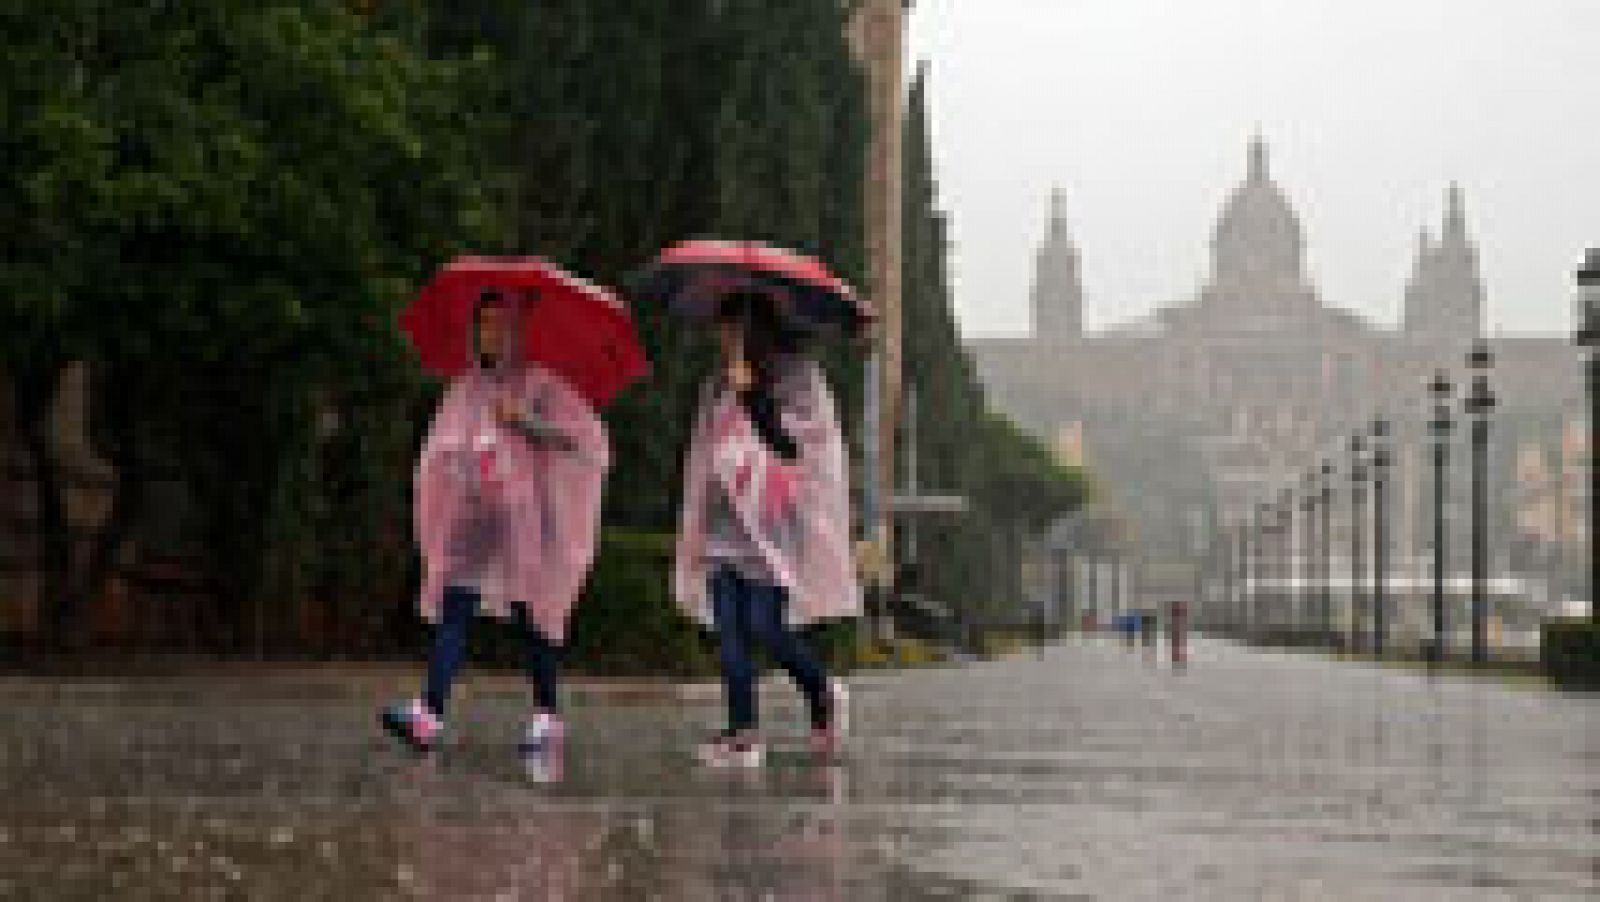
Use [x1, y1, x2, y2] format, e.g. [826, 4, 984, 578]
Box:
[893, 636, 941, 666]
[561, 529, 714, 678]
[805, 619, 862, 672]
[980, 630, 1029, 659]
[1541, 618, 1600, 690]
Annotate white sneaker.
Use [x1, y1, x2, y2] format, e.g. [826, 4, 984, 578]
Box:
[519, 712, 566, 782]
[695, 731, 764, 768]
[828, 679, 850, 736]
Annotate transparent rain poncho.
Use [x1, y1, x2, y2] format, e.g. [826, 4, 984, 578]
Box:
[414, 299, 609, 643]
[674, 357, 862, 628]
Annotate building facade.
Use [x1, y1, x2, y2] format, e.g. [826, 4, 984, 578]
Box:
[970, 137, 1581, 589]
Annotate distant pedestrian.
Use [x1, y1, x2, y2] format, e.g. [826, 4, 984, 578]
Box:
[1119, 611, 1139, 648]
[1168, 600, 1189, 668]
[1140, 607, 1158, 649]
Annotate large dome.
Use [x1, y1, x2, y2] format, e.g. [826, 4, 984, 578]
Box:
[1210, 136, 1305, 281]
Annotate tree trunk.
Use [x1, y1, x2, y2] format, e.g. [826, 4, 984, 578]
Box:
[11, 360, 70, 651]
[67, 364, 145, 649]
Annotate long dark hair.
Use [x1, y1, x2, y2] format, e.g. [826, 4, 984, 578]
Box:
[717, 291, 803, 459]
[717, 290, 803, 388]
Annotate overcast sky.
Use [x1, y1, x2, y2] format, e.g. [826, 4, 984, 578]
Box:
[908, 0, 1598, 337]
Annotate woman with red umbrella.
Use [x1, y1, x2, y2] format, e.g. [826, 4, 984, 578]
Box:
[383, 257, 645, 776]
[640, 241, 870, 767]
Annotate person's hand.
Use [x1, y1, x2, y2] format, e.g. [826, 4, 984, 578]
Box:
[494, 395, 520, 427]
[727, 358, 756, 392]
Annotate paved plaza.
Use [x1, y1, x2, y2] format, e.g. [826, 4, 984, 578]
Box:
[1, 638, 1594, 900]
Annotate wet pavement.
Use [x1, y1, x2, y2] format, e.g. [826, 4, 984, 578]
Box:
[1, 637, 1594, 900]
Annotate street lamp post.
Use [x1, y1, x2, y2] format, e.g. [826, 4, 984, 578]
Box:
[1110, 550, 1122, 622]
[1218, 527, 1232, 632]
[1465, 342, 1497, 663]
[1350, 434, 1369, 652]
[1320, 460, 1334, 645]
[1302, 473, 1318, 641]
[1429, 369, 1455, 664]
[1237, 523, 1250, 639]
[1252, 501, 1268, 640]
[1087, 552, 1100, 627]
[1576, 248, 1600, 625]
[1280, 487, 1295, 638]
[1371, 418, 1392, 657]
[1231, 526, 1242, 637]
[1261, 505, 1279, 639]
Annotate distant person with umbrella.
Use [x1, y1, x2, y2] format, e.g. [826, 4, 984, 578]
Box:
[636, 241, 871, 767]
[382, 257, 646, 777]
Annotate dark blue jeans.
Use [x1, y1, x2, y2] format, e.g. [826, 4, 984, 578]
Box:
[710, 567, 832, 732]
[423, 585, 559, 717]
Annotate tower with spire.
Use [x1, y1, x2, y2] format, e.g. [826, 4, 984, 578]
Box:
[1031, 186, 1084, 343]
[1403, 182, 1485, 342]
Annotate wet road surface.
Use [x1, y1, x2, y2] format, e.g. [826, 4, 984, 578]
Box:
[1, 637, 1594, 899]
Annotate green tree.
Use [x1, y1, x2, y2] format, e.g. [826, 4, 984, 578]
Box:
[899, 67, 1088, 622]
[429, 1, 867, 533]
[2, 0, 504, 648]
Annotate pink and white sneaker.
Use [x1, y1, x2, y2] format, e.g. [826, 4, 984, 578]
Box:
[520, 711, 566, 782]
[695, 731, 765, 768]
[380, 698, 443, 754]
[828, 679, 850, 735]
[810, 680, 849, 762]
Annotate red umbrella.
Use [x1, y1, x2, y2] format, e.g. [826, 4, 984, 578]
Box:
[399, 256, 648, 407]
[631, 240, 874, 334]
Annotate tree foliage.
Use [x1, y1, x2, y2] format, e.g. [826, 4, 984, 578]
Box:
[3, 1, 1085, 659]
[899, 67, 1088, 617]
[3, 0, 503, 647]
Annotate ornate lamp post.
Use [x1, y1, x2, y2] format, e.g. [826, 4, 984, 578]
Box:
[1429, 369, 1455, 664]
[1228, 518, 1241, 636]
[1278, 487, 1295, 636]
[1350, 434, 1369, 652]
[1370, 418, 1392, 657]
[1252, 501, 1269, 640]
[1110, 548, 1122, 623]
[1576, 248, 1600, 625]
[1085, 550, 1098, 628]
[1320, 460, 1335, 645]
[1465, 342, 1498, 663]
[1302, 472, 1319, 641]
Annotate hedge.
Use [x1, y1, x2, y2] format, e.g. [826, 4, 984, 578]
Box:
[563, 530, 714, 678]
[474, 528, 864, 677]
[1541, 618, 1600, 690]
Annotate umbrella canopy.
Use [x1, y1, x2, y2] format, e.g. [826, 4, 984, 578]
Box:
[400, 256, 648, 407]
[630, 240, 873, 335]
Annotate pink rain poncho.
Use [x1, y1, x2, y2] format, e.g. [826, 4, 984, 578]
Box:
[674, 358, 861, 628]
[414, 349, 608, 643]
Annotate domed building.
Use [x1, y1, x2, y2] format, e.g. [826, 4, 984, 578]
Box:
[969, 137, 1580, 601]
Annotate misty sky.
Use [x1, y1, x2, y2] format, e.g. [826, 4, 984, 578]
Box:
[908, 0, 1598, 337]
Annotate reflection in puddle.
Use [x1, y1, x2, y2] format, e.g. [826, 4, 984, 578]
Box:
[1, 641, 1595, 899]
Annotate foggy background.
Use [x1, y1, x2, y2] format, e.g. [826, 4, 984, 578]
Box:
[909, 0, 1599, 337]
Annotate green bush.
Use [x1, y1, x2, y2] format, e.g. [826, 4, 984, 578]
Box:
[805, 620, 862, 673]
[563, 530, 715, 678]
[1541, 618, 1600, 690]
